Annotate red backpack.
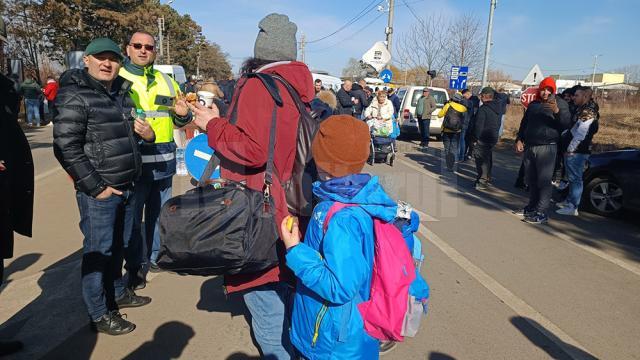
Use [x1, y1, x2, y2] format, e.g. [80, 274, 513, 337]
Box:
[324, 203, 416, 341]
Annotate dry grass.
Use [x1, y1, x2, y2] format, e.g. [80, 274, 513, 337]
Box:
[503, 103, 640, 152]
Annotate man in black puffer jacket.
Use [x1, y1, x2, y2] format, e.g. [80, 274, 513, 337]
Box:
[515, 77, 571, 224]
[471, 87, 502, 189]
[53, 38, 155, 336]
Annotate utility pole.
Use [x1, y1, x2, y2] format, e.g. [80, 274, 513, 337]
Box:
[591, 54, 601, 89]
[481, 0, 497, 88]
[299, 32, 306, 64]
[385, 0, 395, 69]
[158, 17, 165, 64]
[166, 33, 171, 64]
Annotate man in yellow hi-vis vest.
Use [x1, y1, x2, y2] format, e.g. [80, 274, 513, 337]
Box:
[120, 31, 192, 289]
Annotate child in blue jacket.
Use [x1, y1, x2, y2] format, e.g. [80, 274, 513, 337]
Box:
[281, 115, 399, 360]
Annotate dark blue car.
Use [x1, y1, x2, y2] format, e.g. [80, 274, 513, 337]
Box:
[582, 149, 640, 216]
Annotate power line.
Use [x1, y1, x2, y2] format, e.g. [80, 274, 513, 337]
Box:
[306, 0, 384, 44]
[307, 13, 385, 53]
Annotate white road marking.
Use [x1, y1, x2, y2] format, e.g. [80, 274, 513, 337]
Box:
[418, 223, 596, 360]
[412, 208, 439, 222]
[397, 156, 640, 277]
[34, 166, 64, 182]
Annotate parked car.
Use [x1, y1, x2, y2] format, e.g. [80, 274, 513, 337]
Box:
[396, 86, 449, 140]
[582, 149, 640, 217]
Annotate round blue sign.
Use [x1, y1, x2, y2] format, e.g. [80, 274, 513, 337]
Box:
[380, 69, 393, 83]
[185, 134, 220, 181]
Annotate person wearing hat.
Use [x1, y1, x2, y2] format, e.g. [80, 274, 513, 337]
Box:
[53, 37, 155, 336]
[415, 87, 437, 148]
[471, 87, 502, 189]
[190, 13, 313, 359]
[437, 92, 467, 171]
[279, 115, 393, 359]
[514, 76, 571, 224]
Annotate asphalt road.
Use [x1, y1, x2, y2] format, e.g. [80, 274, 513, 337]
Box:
[1, 127, 639, 360]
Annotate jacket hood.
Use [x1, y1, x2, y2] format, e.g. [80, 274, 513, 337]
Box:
[482, 100, 501, 114]
[538, 76, 557, 94]
[449, 101, 467, 113]
[257, 61, 315, 103]
[313, 174, 397, 222]
[60, 69, 126, 96]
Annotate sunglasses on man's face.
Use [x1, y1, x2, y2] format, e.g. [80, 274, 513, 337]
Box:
[129, 43, 155, 51]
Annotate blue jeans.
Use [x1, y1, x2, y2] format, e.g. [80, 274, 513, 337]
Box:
[128, 177, 172, 273]
[242, 283, 294, 360]
[25, 98, 41, 126]
[442, 132, 460, 170]
[565, 153, 589, 207]
[76, 189, 134, 321]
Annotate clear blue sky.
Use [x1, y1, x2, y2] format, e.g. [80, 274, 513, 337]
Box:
[170, 0, 638, 81]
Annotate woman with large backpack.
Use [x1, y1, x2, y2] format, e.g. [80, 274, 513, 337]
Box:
[438, 93, 468, 172]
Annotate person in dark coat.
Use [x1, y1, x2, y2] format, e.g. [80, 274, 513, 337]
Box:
[514, 77, 571, 224]
[336, 80, 357, 115]
[0, 72, 34, 356]
[350, 82, 369, 119]
[471, 87, 502, 189]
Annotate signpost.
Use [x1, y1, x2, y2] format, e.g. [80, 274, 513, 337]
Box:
[380, 69, 393, 83]
[449, 66, 468, 90]
[520, 87, 538, 108]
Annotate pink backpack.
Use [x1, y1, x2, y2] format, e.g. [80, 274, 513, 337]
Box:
[324, 203, 416, 341]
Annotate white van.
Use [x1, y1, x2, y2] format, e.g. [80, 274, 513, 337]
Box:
[154, 64, 187, 85]
[396, 86, 449, 139]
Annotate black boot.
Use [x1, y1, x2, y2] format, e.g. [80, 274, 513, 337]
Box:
[91, 311, 135, 336]
[116, 288, 152, 309]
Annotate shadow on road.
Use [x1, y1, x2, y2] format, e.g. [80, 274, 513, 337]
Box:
[226, 352, 261, 359]
[0, 249, 88, 360]
[510, 316, 598, 360]
[197, 276, 250, 317]
[1, 253, 42, 286]
[428, 351, 457, 360]
[122, 321, 194, 360]
[401, 139, 640, 265]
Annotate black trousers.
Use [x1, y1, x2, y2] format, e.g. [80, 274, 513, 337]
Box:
[524, 144, 557, 214]
[474, 142, 495, 183]
[417, 118, 431, 145]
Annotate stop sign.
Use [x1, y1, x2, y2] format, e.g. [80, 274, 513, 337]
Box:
[520, 87, 538, 108]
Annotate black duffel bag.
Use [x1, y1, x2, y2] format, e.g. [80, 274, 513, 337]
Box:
[157, 73, 283, 276]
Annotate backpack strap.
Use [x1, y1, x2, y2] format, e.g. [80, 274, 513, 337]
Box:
[323, 202, 357, 233]
[197, 73, 282, 188]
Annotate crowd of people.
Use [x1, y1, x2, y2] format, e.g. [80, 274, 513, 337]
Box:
[0, 12, 421, 360]
[0, 7, 603, 359]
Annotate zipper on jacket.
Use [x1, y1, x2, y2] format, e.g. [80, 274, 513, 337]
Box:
[117, 95, 142, 173]
[311, 301, 329, 347]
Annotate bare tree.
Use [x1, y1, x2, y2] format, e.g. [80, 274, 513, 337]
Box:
[4, 0, 46, 81]
[341, 57, 368, 79]
[396, 14, 449, 85]
[613, 64, 640, 84]
[396, 12, 484, 85]
[445, 14, 484, 81]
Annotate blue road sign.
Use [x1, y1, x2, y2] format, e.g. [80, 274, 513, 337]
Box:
[380, 69, 393, 83]
[449, 66, 468, 90]
[185, 134, 220, 180]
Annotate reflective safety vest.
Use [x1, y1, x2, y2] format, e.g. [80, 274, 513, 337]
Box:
[119, 67, 181, 144]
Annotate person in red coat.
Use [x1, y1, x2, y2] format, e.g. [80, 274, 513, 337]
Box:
[190, 13, 313, 359]
[42, 76, 59, 122]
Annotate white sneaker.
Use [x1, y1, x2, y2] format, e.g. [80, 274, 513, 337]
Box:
[556, 205, 578, 216]
[556, 200, 570, 208]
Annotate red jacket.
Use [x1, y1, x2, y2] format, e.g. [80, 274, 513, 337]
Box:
[206, 61, 314, 293]
[43, 81, 59, 102]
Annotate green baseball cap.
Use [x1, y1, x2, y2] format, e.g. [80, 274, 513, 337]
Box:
[84, 38, 124, 60]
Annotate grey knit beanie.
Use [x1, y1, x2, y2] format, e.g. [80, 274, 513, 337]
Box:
[254, 13, 298, 61]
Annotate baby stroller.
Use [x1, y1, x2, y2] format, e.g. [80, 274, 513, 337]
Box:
[368, 118, 400, 167]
